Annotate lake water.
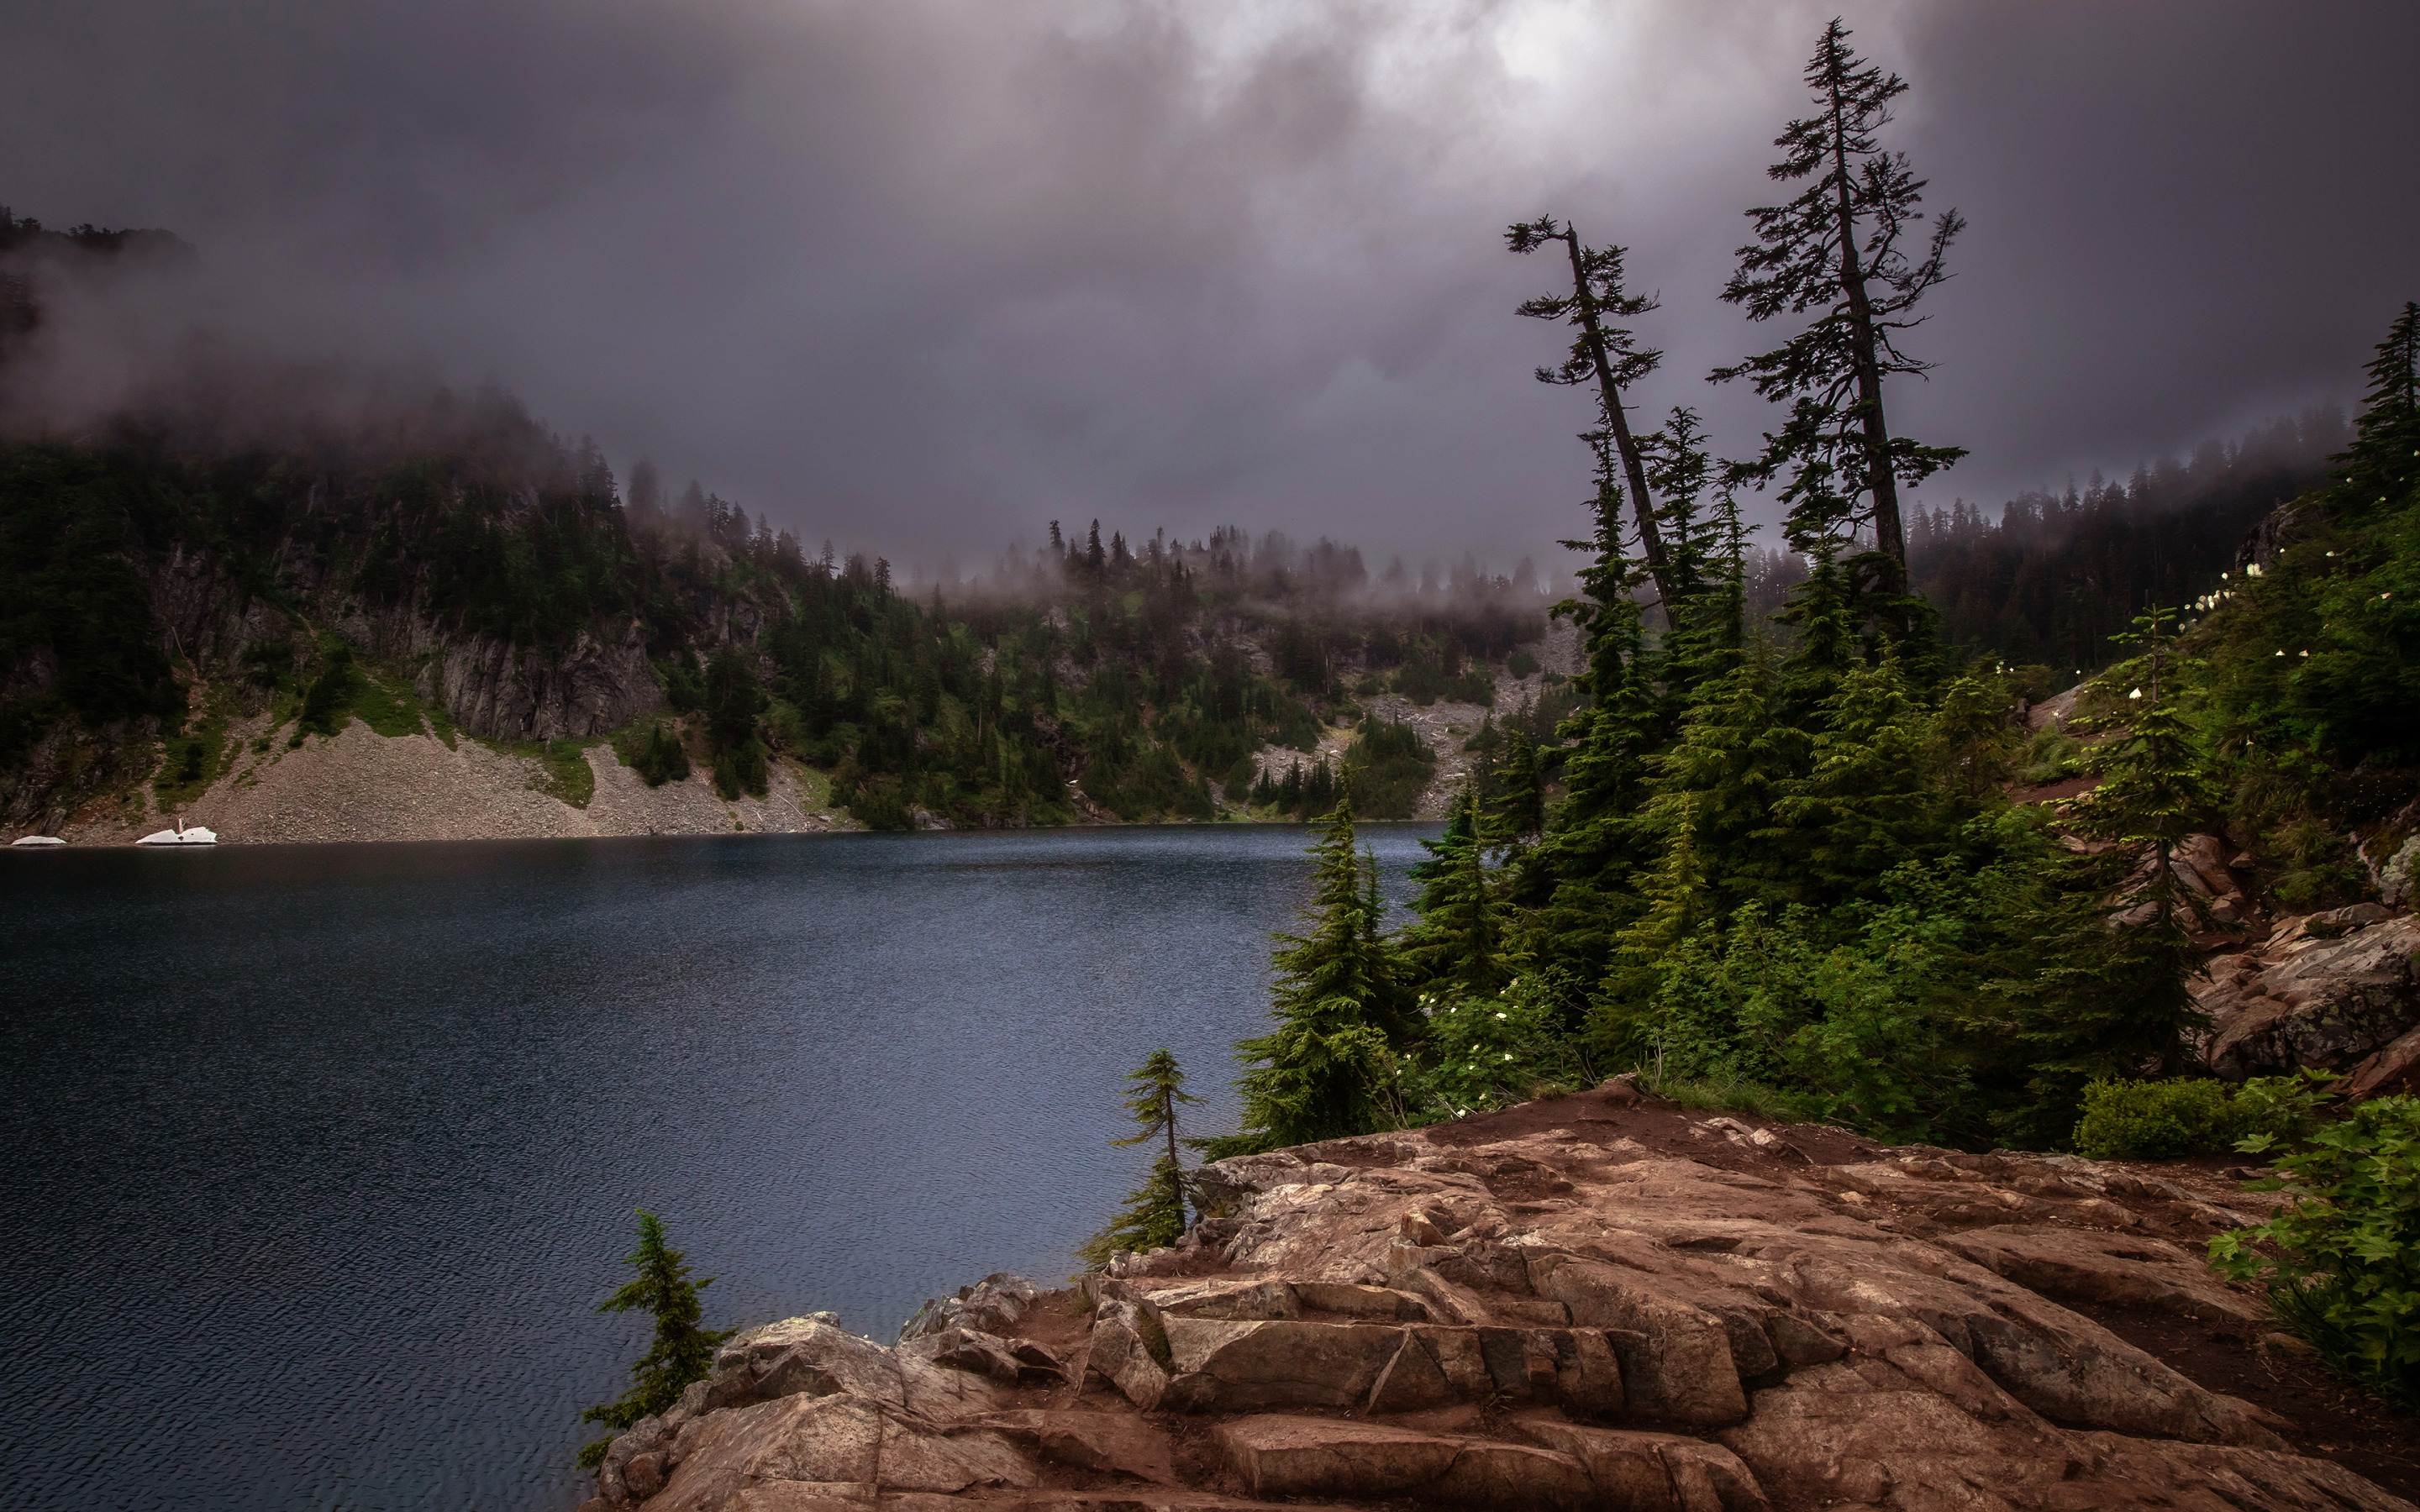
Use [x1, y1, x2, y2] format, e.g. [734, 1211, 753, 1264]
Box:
[0, 824, 1439, 1512]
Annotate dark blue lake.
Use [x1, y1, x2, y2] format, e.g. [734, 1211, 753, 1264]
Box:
[0, 824, 1439, 1512]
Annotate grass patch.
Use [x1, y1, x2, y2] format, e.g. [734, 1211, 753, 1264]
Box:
[152, 711, 229, 810]
[349, 668, 429, 738]
[1638, 1064, 1828, 1123]
[791, 759, 832, 810]
[502, 738, 599, 808]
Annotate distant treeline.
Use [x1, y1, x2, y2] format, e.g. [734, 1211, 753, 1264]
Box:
[1909, 409, 2346, 673]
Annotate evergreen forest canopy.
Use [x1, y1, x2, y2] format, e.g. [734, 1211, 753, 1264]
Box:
[1201, 20, 2419, 1163]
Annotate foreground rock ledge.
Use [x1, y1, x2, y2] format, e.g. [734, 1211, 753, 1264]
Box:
[582, 1098, 2415, 1512]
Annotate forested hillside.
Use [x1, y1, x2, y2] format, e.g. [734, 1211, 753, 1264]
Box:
[0, 381, 1562, 832]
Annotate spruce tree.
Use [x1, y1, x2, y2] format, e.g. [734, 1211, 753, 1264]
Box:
[578, 1210, 733, 1467]
[1995, 604, 2214, 1103]
[1402, 789, 1512, 998]
[1712, 18, 1965, 599]
[1489, 729, 1545, 843]
[2333, 301, 2420, 522]
[1637, 655, 1806, 911]
[1770, 652, 1937, 899]
[2073, 606, 2212, 935]
[1077, 1050, 1197, 1265]
[1507, 217, 1681, 606]
[1644, 407, 1749, 701]
[1222, 792, 1414, 1152]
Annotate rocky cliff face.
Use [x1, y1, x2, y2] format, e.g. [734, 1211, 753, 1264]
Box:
[581, 1089, 2417, 1512]
[3, 533, 671, 829]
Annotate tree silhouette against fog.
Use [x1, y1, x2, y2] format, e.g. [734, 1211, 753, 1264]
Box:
[1713, 18, 1965, 609]
[1507, 218, 1681, 608]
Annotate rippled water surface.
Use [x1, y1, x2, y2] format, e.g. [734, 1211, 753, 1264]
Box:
[1, 825, 1438, 1511]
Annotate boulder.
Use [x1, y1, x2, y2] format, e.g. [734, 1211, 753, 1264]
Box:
[899, 1273, 1040, 1342]
[1155, 1317, 1404, 1412]
[1523, 1252, 1747, 1428]
[703, 1316, 1002, 1421]
[2348, 1021, 2420, 1098]
[981, 1409, 1178, 1484]
[2196, 916, 2420, 1078]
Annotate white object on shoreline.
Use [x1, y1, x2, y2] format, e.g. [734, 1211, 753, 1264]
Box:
[10, 835, 66, 847]
[135, 819, 217, 847]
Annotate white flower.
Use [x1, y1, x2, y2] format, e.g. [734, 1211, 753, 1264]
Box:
[2247, 563, 2264, 577]
[2128, 688, 2142, 700]
[1496, 1011, 1508, 1020]
[1502, 1053, 1512, 1061]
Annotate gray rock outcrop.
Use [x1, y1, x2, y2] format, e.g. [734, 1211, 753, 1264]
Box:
[2195, 911, 2420, 1079]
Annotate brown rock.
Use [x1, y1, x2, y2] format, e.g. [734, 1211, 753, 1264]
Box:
[983, 1410, 1178, 1485]
[1085, 1303, 1171, 1411]
[1156, 1317, 1405, 1412]
[1518, 1420, 1770, 1512]
[1525, 1252, 1747, 1428]
[1216, 1415, 1593, 1509]
[1292, 1280, 1434, 1320]
[2347, 1021, 2420, 1099]
[1938, 1226, 2270, 1326]
[623, 1452, 665, 1499]
[2196, 916, 2420, 1078]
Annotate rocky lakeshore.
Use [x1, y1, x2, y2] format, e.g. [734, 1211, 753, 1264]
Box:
[578, 1084, 2418, 1512]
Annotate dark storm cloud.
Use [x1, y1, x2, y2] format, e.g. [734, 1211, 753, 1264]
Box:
[3, 0, 2412, 571]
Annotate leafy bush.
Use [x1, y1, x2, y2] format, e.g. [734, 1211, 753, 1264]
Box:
[2073, 1079, 2239, 1159]
[1407, 979, 1582, 1120]
[1507, 650, 1539, 679]
[2209, 1095, 2420, 1404]
[2072, 1072, 2338, 1160]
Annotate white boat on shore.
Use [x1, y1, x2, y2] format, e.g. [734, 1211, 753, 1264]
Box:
[10, 835, 66, 847]
[135, 820, 218, 847]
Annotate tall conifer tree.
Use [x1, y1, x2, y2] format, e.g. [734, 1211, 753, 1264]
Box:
[1507, 218, 1681, 606]
[1713, 19, 1965, 599]
[2333, 301, 2420, 521]
[1402, 789, 1512, 997]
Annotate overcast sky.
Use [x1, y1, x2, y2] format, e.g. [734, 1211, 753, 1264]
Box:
[5, 0, 2413, 574]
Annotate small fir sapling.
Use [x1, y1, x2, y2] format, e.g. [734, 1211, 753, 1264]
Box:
[576, 1210, 732, 1468]
[1077, 1049, 1198, 1266]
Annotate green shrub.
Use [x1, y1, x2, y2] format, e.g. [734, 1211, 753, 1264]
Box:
[295, 647, 359, 738]
[1407, 980, 1582, 1120]
[1508, 650, 1539, 680]
[629, 723, 691, 787]
[2209, 1095, 2420, 1404]
[2073, 1079, 2239, 1159]
[2074, 1071, 2338, 1159]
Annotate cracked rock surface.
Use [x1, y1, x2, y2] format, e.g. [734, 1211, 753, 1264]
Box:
[581, 1091, 2415, 1512]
